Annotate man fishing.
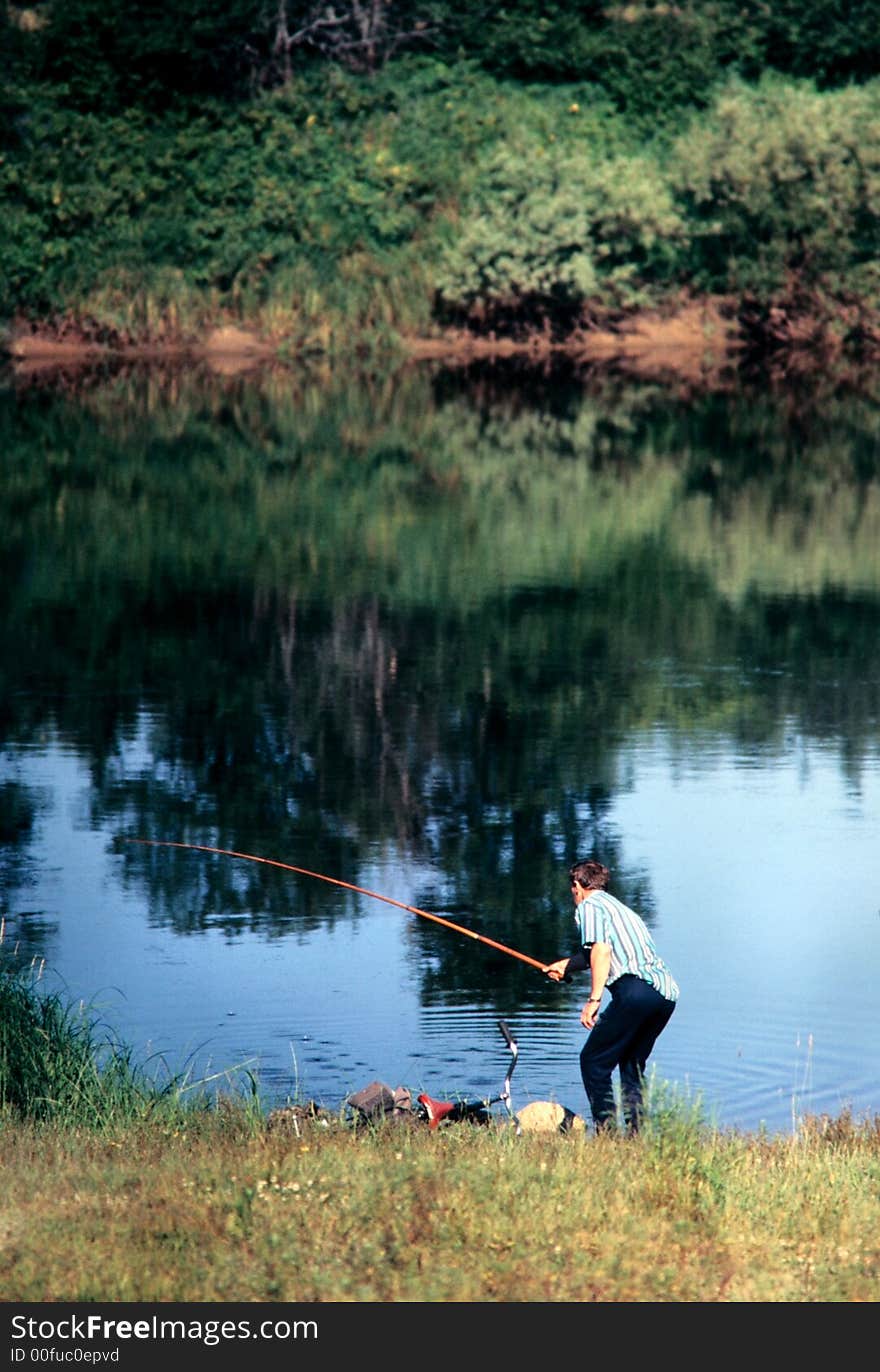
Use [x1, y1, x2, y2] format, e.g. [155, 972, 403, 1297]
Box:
[545, 858, 679, 1134]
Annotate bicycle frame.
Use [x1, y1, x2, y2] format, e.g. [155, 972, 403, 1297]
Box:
[416, 1019, 519, 1130]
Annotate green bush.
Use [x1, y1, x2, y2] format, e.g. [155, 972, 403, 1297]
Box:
[439, 1, 880, 97]
[0, 80, 435, 324]
[671, 75, 880, 298]
[435, 137, 688, 324]
[432, 0, 605, 81]
[432, 3, 764, 131]
[572, 8, 732, 131]
[0, 59, 635, 332]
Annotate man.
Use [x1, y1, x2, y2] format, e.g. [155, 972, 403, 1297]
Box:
[545, 858, 679, 1134]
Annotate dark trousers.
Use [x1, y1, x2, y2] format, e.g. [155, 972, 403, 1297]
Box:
[579, 973, 676, 1133]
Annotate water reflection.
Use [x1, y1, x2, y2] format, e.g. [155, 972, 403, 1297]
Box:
[1, 359, 878, 1133]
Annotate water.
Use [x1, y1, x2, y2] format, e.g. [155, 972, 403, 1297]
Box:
[2, 358, 879, 1137]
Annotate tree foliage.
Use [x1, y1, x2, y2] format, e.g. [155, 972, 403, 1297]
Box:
[31, 0, 265, 109]
[10, 0, 880, 117]
[745, 0, 880, 86]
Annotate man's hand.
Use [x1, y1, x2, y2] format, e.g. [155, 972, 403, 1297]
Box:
[580, 998, 602, 1029]
[544, 958, 570, 983]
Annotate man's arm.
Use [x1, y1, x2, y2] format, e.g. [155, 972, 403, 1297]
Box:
[581, 941, 612, 1027]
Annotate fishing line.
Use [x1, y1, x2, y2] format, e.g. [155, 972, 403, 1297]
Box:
[122, 837, 549, 972]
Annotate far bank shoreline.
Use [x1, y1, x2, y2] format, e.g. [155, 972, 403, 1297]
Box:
[4, 294, 879, 386]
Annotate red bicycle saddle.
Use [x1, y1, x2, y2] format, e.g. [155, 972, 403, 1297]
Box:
[416, 1093, 459, 1128]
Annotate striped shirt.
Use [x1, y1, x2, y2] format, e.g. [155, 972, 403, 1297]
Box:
[575, 890, 679, 1002]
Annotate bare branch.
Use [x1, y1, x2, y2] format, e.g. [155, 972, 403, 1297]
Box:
[266, 0, 436, 78]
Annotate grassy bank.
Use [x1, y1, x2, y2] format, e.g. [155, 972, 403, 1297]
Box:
[2, 951, 879, 1302]
[4, 1103, 880, 1302]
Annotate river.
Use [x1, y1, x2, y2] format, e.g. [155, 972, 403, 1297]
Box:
[2, 355, 878, 1135]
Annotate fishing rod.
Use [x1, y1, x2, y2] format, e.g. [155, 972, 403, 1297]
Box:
[122, 838, 550, 973]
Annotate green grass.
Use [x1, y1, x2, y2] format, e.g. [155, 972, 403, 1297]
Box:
[3, 1103, 880, 1301]
[1, 950, 879, 1301]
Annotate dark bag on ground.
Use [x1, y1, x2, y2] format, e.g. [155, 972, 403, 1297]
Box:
[345, 1080, 412, 1120]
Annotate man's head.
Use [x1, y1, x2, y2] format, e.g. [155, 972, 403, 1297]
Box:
[569, 858, 610, 892]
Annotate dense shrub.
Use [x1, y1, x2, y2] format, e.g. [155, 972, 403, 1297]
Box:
[440, 0, 880, 96]
[433, 0, 605, 81]
[671, 76, 880, 298]
[569, 8, 736, 131]
[435, 138, 688, 325]
[0, 59, 633, 329]
[0, 76, 434, 323]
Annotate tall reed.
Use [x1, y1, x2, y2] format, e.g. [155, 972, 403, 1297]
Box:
[0, 939, 235, 1130]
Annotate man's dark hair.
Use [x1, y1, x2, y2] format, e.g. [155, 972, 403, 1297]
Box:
[569, 859, 610, 890]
